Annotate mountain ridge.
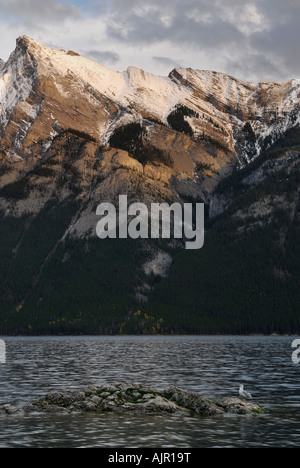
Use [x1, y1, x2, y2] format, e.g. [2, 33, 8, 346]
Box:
[1, 36, 300, 164]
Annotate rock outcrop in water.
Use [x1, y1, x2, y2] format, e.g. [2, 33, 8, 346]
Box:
[0, 383, 262, 416]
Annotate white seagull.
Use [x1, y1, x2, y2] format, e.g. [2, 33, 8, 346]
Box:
[239, 384, 252, 399]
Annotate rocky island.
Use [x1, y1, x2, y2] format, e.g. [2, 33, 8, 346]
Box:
[0, 383, 262, 416]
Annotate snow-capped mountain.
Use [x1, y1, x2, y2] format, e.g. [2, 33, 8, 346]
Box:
[1, 36, 300, 171]
[1, 35, 300, 229]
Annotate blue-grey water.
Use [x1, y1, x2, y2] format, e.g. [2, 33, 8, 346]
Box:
[0, 335, 299, 448]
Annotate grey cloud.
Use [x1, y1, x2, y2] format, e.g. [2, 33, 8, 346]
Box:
[85, 50, 120, 65]
[253, 0, 300, 24]
[224, 52, 285, 83]
[0, 0, 79, 24]
[152, 56, 182, 68]
[106, 6, 244, 49]
[250, 18, 300, 78]
[103, 0, 300, 81]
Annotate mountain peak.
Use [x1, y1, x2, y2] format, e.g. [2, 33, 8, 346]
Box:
[16, 35, 32, 45]
[15, 35, 39, 53]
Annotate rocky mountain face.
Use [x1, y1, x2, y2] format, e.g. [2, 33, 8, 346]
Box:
[0, 36, 299, 335]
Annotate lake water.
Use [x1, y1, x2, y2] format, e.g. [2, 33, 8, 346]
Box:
[0, 335, 299, 448]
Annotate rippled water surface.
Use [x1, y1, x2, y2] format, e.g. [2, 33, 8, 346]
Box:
[0, 335, 299, 448]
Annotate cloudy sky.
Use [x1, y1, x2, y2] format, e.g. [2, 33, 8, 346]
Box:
[0, 0, 299, 82]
